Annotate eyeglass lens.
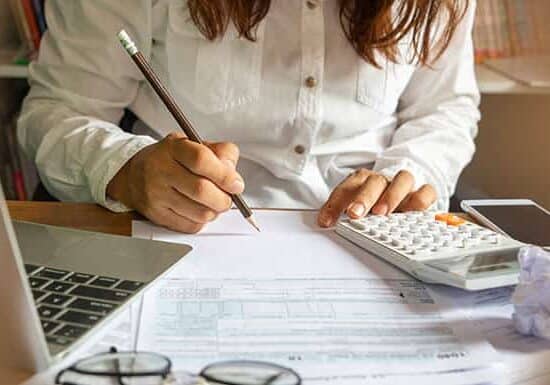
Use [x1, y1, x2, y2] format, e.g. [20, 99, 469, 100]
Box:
[73, 352, 170, 376]
[200, 361, 300, 385]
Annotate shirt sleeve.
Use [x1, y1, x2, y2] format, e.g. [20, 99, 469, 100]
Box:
[373, 0, 480, 211]
[17, 0, 156, 212]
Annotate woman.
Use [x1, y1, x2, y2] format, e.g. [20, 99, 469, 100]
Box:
[18, 0, 479, 233]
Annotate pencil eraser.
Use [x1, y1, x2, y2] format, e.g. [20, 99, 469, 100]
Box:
[118, 29, 138, 55]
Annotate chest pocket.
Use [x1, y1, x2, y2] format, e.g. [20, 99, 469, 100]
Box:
[166, 2, 265, 115]
[356, 48, 416, 115]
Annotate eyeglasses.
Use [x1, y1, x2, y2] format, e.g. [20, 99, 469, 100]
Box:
[55, 347, 302, 385]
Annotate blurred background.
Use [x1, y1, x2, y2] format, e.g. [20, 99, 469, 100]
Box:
[0, 0, 548, 209]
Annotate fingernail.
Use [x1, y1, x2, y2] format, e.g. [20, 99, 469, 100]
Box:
[372, 203, 388, 216]
[318, 213, 334, 227]
[223, 159, 236, 169]
[230, 178, 245, 193]
[349, 203, 366, 218]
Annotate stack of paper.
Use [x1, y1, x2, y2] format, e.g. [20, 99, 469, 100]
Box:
[135, 210, 503, 385]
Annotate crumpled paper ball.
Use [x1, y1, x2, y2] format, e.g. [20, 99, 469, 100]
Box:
[512, 246, 550, 339]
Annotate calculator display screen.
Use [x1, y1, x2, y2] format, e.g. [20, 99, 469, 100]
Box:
[426, 248, 520, 283]
[465, 250, 519, 275]
[474, 205, 550, 247]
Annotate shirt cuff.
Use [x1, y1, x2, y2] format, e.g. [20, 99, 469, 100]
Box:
[372, 158, 449, 212]
[89, 135, 156, 213]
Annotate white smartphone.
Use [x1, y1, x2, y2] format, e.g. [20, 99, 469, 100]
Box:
[461, 199, 550, 249]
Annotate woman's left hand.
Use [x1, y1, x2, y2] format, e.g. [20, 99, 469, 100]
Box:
[318, 169, 437, 227]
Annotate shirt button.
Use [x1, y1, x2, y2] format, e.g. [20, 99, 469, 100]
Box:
[306, 0, 318, 10]
[294, 145, 306, 155]
[305, 76, 317, 88]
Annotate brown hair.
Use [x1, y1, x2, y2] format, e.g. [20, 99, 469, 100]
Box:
[187, 0, 469, 67]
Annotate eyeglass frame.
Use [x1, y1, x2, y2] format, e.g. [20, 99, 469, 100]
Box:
[55, 347, 302, 385]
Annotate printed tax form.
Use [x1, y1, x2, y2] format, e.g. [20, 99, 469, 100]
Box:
[134, 210, 502, 384]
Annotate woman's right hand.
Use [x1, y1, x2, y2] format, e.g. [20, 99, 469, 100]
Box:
[107, 133, 244, 233]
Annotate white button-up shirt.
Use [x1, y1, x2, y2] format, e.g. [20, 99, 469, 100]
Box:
[18, 0, 479, 211]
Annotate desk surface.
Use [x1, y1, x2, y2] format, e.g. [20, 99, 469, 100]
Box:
[6, 202, 550, 385]
[6, 201, 473, 237]
[7, 201, 134, 236]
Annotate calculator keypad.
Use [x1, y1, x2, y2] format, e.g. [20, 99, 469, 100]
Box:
[338, 212, 519, 262]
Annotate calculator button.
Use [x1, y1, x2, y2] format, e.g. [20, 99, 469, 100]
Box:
[379, 234, 390, 242]
[471, 229, 481, 237]
[421, 235, 434, 243]
[463, 239, 480, 248]
[490, 235, 501, 244]
[446, 215, 465, 226]
[368, 229, 379, 237]
[349, 220, 367, 231]
[391, 239, 403, 248]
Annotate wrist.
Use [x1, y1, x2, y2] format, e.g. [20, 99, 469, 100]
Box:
[107, 159, 132, 207]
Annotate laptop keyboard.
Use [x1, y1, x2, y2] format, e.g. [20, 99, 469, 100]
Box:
[25, 264, 145, 347]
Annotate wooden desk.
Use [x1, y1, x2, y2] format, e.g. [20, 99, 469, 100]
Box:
[7, 201, 472, 237]
[7, 201, 134, 236]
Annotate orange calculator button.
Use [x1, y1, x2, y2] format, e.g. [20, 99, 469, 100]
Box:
[435, 213, 466, 226]
[435, 213, 450, 222]
[446, 215, 465, 226]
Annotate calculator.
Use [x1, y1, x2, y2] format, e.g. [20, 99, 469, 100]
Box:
[336, 211, 525, 290]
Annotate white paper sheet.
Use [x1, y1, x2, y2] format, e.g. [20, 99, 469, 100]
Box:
[135, 210, 501, 384]
[431, 286, 550, 385]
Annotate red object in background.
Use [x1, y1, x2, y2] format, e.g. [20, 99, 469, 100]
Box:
[13, 171, 27, 201]
[20, 0, 41, 50]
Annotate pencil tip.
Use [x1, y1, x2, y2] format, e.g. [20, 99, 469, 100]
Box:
[247, 216, 261, 232]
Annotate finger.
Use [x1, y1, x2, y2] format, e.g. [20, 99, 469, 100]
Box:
[169, 139, 244, 194]
[147, 207, 205, 234]
[168, 162, 233, 213]
[346, 174, 389, 219]
[371, 170, 414, 215]
[164, 188, 219, 224]
[207, 142, 240, 169]
[318, 169, 372, 227]
[398, 184, 437, 212]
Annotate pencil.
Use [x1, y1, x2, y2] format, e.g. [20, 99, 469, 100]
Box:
[117, 30, 260, 232]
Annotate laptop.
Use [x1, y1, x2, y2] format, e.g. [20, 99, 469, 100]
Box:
[0, 182, 192, 377]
